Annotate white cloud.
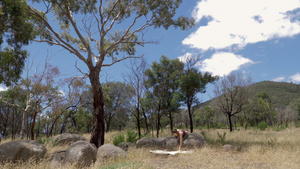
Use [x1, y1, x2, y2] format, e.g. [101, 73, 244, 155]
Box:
[0, 85, 8, 92]
[183, 0, 300, 51]
[289, 73, 300, 82]
[178, 53, 193, 63]
[58, 90, 65, 96]
[199, 52, 253, 76]
[272, 76, 285, 82]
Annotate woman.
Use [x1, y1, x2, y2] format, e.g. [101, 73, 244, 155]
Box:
[172, 129, 188, 151]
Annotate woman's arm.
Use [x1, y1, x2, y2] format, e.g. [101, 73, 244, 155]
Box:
[179, 131, 183, 151]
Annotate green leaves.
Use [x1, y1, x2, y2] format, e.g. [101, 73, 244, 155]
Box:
[0, 47, 27, 86]
[0, 0, 36, 86]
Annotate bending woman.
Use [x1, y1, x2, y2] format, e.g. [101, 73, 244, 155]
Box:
[172, 129, 188, 151]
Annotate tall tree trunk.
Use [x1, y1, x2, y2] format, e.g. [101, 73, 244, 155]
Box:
[20, 93, 31, 140]
[156, 104, 161, 138]
[89, 68, 105, 148]
[11, 105, 15, 140]
[167, 101, 174, 132]
[31, 101, 39, 140]
[36, 116, 40, 139]
[142, 107, 149, 132]
[60, 110, 75, 134]
[136, 105, 141, 137]
[20, 110, 27, 139]
[105, 116, 112, 133]
[228, 113, 233, 132]
[187, 102, 193, 133]
[48, 116, 60, 137]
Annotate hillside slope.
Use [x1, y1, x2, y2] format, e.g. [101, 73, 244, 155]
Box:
[249, 81, 300, 107]
[197, 81, 300, 109]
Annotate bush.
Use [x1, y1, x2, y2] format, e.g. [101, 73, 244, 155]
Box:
[201, 131, 213, 145]
[112, 133, 125, 146]
[258, 121, 268, 130]
[217, 132, 227, 145]
[126, 131, 139, 143]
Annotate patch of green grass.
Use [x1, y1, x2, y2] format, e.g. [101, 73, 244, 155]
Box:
[37, 137, 52, 145]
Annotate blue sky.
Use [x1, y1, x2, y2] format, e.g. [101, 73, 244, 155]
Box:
[1, 0, 300, 102]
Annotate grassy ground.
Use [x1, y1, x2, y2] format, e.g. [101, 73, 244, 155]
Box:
[1, 127, 300, 169]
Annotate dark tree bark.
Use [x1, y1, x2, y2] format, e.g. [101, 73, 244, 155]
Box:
[89, 68, 105, 148]
[187, 100, 193, 133]
[31, 101, 38, 140]
[228, 113, 233, 132]
[142, 107, 149, 132]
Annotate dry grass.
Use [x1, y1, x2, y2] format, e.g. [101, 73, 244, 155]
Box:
[1, 128, 300, 169]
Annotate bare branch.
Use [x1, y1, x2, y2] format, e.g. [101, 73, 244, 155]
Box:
[103, 54, 144, 67]
[27, 5, 87, 64]
[75, 60, 89, 77]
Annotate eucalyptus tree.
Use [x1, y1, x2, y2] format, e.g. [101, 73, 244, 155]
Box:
[0, 86, 24, 140]
[102, 81, 133, 133]
[245, 91, 276, 126]
[144, 55, 184, 136]
[29, 61, 63, 140]
[179, 57, 217, 133]
[123, 58, 147, 136]
[27, 0, 194, 147]
[0, 0, 35, 86]
[213, 72, 252, 132]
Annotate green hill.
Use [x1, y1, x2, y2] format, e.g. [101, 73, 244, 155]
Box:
[249, 81, 300, 107]
[198, 81, 300, 109]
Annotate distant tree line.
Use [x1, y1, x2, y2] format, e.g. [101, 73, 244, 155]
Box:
[1, 54, 299, 142]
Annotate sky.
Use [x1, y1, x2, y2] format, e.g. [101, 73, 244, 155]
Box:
[1, 0, 300, 101]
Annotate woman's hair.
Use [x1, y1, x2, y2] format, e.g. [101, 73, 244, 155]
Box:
[172, 129, 178, 134]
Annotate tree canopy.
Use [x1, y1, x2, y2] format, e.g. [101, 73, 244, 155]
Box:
[0, 0, 35, 86]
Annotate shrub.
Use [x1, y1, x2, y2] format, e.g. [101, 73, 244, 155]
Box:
[201, 131, 213, 145]
[217, 132, 227, 145]
[112, 133, 125, 146]
[258, 121, 268, 130]
[126, 131, 139, 143]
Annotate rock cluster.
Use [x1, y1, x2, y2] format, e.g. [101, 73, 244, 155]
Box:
[0, 132, 206, 167]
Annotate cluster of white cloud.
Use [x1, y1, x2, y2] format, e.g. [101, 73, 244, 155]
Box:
[272, 73, 300, 83]
[0, 85, 8, 92]
[199, 52, 254, 76]
[290, 73, 300, 82]
[181, 0, 300, 77]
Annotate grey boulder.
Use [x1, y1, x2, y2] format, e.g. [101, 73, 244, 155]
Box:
[51, 133, 87, 146]
[0, 140, 46, 163]
[96, 144, 127, 162]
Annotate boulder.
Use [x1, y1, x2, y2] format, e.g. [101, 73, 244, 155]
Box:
[223, 144, 235, 151]
[96, 144, 127, 162]
[165, 137, 178, 149]
[0, 140, 46, 163]
[63, 141, 97, 167]
[136, 137, 155, 148]
[118, 142, 128, 151]
[51, 133, 87, 146]
[183, 133, 206, 148]
[49, 153, 64, 169]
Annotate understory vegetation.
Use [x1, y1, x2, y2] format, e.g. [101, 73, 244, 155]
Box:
[1, 127, 300, 169]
